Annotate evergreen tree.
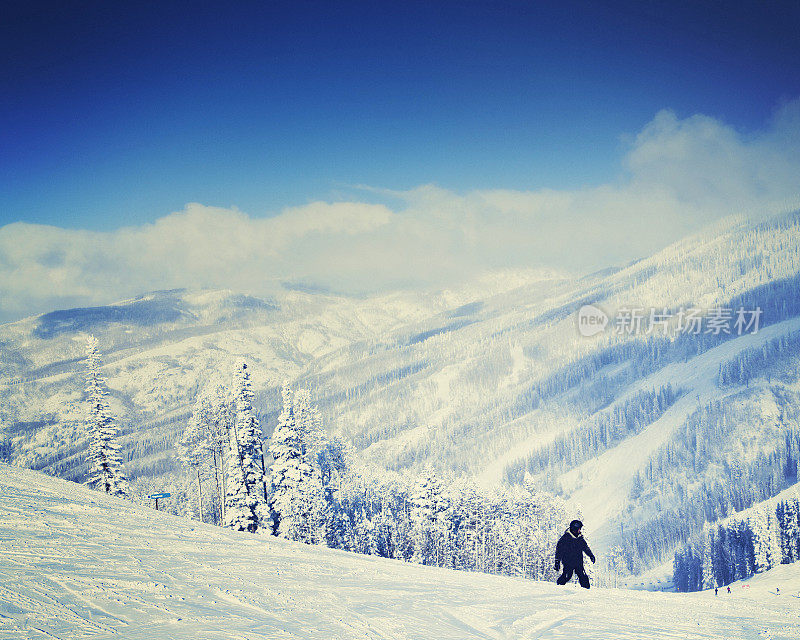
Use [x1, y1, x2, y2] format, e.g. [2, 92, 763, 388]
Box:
[731, 520, 751, 581]
[268, 382, 304, 539]
[673, 549, 688, 592]
[778, 498, 800, 563]
[296, 454, 329, 545]
[371, 503, 397, 558]
[293, 389, 329, 544]
[749, 511, 771, 572]
[267, 385, 332, 544]
[84, 336, 129, 498]
[318, 436, 350, 543]
[410, 471, 450, 566]
[714, 524, 732, 587]
[176, 409, 207, 522]
[224, 362, 268, 533]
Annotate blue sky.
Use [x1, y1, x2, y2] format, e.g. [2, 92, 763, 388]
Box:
[3, 0, 799, 230]
[2, 1, 800, 321]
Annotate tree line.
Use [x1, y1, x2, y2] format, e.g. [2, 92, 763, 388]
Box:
[130, 355, 576, 582]
[505, 384, 679, 483]
[673, 492, 800, 591]
[620, 396, 800, 571]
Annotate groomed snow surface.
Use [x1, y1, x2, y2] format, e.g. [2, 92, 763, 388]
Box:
[1, 464, 797, 640]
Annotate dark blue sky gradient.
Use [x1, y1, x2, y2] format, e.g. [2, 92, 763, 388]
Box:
[2, 0, 799, 229]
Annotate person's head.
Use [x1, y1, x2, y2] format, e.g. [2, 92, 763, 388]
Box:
[569, 519, 583, 535]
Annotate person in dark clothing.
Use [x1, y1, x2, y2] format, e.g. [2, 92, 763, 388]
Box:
[555, 519, 595, 589]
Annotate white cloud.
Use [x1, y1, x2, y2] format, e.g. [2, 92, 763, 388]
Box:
[1, 101, 799, 323]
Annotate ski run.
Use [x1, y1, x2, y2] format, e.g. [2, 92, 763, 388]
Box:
[1, 463, 798, 640]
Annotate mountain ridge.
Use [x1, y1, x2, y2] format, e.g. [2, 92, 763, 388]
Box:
[2, 211, 800, 576]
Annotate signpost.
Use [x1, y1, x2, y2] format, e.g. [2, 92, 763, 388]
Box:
[148, 492, 171, 511]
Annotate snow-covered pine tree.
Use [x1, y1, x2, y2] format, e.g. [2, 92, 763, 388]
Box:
[777, 498, 799, 563]
[749, 511, 771, 573]
[293, 389, 315, 443]
[673, 548, 688, 592]
[224, 362, 268, 533]
[765, 507, 782, 570]
[515, 476, 566, 581]
[353, 509, 379, 555]
[84, 335, 129, 498]
[316, 435, 350, 547]
[606, 545, 627, 588]
[176, 409, 207, 522]
[292, 389, 329, 544]
[269, 382, 304, 539]
[410, 471, 450, 566]
[317, 435, 349, 491]
[715, 524, 735, 587]
[732, 519, 753, 580]
[675, 542, 699, 592]
[450, 478, 482, 572]
[371, 503, 397, 559]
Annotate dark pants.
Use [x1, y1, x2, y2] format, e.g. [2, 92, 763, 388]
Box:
[557, 565, 590, 589]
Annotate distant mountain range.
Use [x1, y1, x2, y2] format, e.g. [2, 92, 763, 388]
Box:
[2, 210, 799, 575]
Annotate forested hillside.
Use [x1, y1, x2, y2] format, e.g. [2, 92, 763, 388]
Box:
[2, 210, 800, 580]
[293, 211, 800, 572]
[674, 485, 800, 592]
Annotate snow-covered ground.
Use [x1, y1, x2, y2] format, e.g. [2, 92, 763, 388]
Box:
[1, 464, 798, 640]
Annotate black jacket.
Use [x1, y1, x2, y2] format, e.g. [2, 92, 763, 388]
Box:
[555, 529, 595, 568]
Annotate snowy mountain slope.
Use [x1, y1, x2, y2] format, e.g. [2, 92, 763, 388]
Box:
[704, 482, 800, 530]
[0, 272, 556, 499]
[1, 463, 797, 640]
[734, 562, 800, 601]
[615, 343, 800, 570]
[0, 285, 475, 480]
[2, 211, 800, 577]
[565, 316, 800, 545]
[288, 210, 800, 566]
[306, 212, 800, 474]
[672, 477, 800, 592]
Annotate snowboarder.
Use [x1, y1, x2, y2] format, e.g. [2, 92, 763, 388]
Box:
[715, 587, 718, 596]
[555, 519, 595, 589]
[726, 586, 731, 594]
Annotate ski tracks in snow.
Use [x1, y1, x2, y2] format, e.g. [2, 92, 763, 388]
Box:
[2, 465, 800, 639]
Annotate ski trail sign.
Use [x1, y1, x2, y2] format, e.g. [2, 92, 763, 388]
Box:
[148, 493, 171, 510]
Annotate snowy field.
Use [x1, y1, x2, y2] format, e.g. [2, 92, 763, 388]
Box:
[1, 465, 798, 640]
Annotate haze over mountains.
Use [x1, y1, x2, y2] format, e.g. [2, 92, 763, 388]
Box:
[2, 210, 800, 576]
